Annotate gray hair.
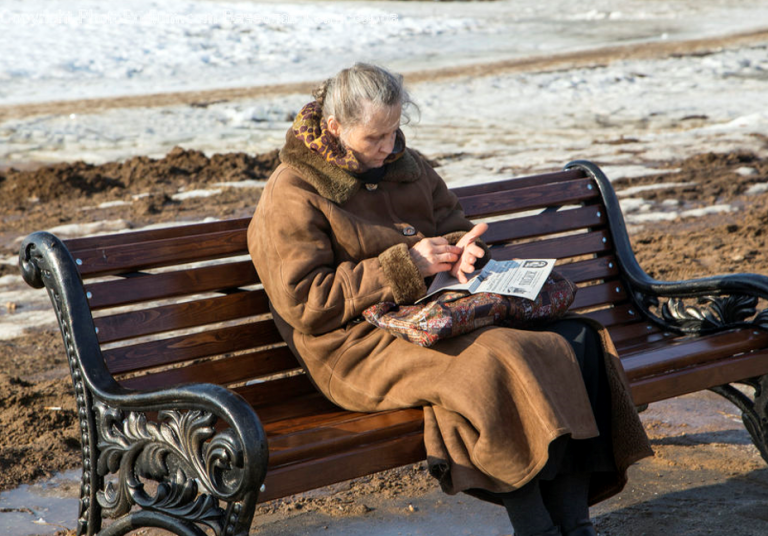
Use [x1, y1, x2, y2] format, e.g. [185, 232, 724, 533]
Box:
[312, 63, 418, 127]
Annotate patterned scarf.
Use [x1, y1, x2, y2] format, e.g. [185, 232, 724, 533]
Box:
[292, 101, 406, 173]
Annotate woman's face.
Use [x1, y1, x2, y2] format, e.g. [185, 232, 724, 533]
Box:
[328, 102, 402, 171]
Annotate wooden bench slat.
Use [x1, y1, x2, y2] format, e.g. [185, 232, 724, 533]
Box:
[268, 409, 424, 468]
[483, 205, 606, 244]
[65, 218, 252, 252]
[578, 304, 643, 328]
[491, 229, 611, 262]
[557, 256, 618, 285]
[622, 329, 768, 381]
[247, 392, 342, 425]
[461, 178, 599, 218]
[118, 347, 299, 391]
[571, 281, 627, 311]
[235, 374, 319, 410]
[616, 336, 677, 358]
[452, 169, 584, 198]
[608, 322, 661, 347]
[75, 229, 248, 277]
[86, 260, 258, 310]
[95, 290, 270, 343]
[104, 320, 283, 375]
[267, 408, 421, 444]
[631, 349, 768, 406]
[257, 431, 426, 503]
[614, 331, 679, 355]
[263, 408, 371, 436]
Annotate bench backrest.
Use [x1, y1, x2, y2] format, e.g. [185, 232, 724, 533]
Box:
[63, 167, 638, 424]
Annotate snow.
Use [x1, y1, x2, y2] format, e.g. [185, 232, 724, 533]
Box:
[0, 279, 58, 340]
[0, 0, 476, 105]
[2, 0, 768, 106]
[171, 188, 222, 200]
[746, 183, 768, 195]
[624, 203, 735, 225]
[213, 179, 266, 188]
[615, 182, 692, 197]
[4, 41, 768, 180]
[41, 219, 130, 238]
[735, 167, 759, 177]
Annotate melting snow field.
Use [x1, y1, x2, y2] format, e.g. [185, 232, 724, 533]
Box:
[2, 0, 768, 106]
[3, 43, 767, 181]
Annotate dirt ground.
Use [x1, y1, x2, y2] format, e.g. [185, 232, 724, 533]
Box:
[1, 148, 768, 534]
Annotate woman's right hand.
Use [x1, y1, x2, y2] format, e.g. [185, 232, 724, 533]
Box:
[409, 237, 462, 278]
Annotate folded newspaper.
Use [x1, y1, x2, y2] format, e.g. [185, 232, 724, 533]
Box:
[417, 258, 556, 303]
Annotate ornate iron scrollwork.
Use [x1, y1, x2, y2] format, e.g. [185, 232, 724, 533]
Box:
[661, 294, 764, 332]
[94, 402, 247, 535]
[634, 292, 768, 334]
[710, 375, 768, 464]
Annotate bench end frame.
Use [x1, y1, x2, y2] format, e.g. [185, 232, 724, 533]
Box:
[566, 160, 768, 465]
[19, 231, 269, 536]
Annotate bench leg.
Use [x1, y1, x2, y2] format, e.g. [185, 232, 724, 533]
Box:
[709, 374, 768, 464]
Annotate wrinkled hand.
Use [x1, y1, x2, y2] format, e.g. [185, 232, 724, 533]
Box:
[409, 237, 463, 278]
[450, 223, 488, 284]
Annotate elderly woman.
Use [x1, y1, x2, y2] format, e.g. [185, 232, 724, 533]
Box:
[248, 63, 652, 536]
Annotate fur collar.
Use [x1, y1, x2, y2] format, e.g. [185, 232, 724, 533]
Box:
[279, 130, 422, 205]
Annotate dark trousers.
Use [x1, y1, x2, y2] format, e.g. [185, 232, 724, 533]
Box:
[539, 318, 616, 478]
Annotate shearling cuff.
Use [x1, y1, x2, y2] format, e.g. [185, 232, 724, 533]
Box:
[442, 231, 492, 270]
[379, 243, 427, 305]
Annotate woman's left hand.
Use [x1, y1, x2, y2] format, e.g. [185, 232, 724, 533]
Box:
[450, 223, 488, 284]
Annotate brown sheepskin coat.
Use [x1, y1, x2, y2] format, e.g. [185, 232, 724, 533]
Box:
[248, 131, 653, 503]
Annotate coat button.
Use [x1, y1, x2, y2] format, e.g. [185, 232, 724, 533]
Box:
[365, 183, 378, 191]
[402, 226, 416, 236]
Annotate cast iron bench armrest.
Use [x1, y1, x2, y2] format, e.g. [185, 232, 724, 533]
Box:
[567, 161, 768, 335]
[20, 232, 268, 536]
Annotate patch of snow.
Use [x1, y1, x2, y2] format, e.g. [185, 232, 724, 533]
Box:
[618, 198, 653, 213]
[626, 211, 678, 224]
[171, 188, 222, 200]
[213, 180, 266, 188]
[39, 219, 130, 239]
[735, 166, 759, 177]
[97, 200, 132, 209]
[746, 183, 768, 195]
[615, 182, 693, 197]
[0, 291, 57, 340]
[0, 274, 20, 286]
[598, 165, 680, 181]
[679, 204, 736, 218]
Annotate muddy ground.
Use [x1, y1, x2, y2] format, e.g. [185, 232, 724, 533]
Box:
[1, 148, 768, 534]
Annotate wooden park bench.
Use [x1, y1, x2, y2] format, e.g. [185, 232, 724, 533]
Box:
[19, 160, 768, 536]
